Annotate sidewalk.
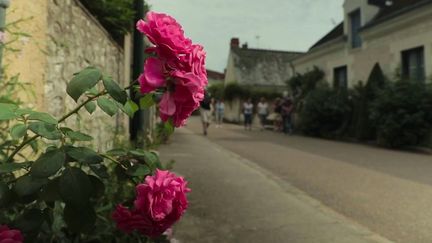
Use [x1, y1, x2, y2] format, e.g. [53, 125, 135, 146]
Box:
[159, 128, 392, 243]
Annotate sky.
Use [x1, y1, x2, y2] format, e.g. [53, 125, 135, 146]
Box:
[146, 0, 345, 72]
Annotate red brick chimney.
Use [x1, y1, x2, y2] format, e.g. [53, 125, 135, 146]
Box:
[230, 38, 239, 49]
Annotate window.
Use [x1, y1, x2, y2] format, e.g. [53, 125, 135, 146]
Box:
[350, 10, 362, 48]
[402, 46, 425, 82]
[334, 66, 348, 89]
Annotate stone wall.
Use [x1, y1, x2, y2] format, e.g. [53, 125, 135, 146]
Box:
[45, 0, 128, 151]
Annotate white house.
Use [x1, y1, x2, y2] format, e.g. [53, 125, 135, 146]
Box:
[292, 0, 432, 88]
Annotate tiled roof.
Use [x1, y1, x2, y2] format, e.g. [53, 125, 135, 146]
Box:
[309, 23, 344, 50]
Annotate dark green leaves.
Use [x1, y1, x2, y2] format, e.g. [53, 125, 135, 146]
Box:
[97, 97, 118, 116]
[0, 162, 30, 174]
[28, 122, 62, 140]
[126, 164, 151, 177]
[59, 168, 92, 206]
[64, 204, 96, 233]
[14, 209, 45, 233]
[10, 124, 27, 140]
[84, 101, 97, 114]
[139, 94, 155, 109]
[66, 147, 103, 164]
[0, 103, 18, 121]
[64, 130, 93, 141]
[28, 111, 58, 125]
[31, 149, 65, 178]
[0, 182, 11, 207]
[66, 67, 102, 102]
[123, 99, 139, 117]
[103, 75, 127, 105]
[14, 175, 47, 197]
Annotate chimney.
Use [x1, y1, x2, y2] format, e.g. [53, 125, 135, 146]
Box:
[230, 38, 239, 49]
[242, 42, 248, 49]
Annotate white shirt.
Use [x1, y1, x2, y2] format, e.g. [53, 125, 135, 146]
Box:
[243, 103, 253, 115]
[257, 102, 268, 115]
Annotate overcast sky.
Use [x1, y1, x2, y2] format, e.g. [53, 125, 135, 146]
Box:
[146, 0, 345, 72]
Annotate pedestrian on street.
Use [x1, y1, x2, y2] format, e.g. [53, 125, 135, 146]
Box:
[200, 92, 212, 136]
[257, 97, 269, 131]
[272, 98, 283, 132]
[281, 97, 294, 135]
[215, 99, 225, 128]
[243, 98, 254, 131]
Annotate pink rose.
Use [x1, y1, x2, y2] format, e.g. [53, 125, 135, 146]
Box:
[136, 11, 208, 127]
[0, 225, 23, 243]
[136, 12, 192, 55]
[112, 170, 191, 238]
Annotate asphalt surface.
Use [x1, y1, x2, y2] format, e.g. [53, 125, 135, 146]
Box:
[160, 117, 432, 243]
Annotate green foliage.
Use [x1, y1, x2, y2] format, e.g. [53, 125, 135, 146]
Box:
[370, 81, 432, 148]
[299, 85, 352, 138]
[207, 83, 224, 99]
[0, 66, 175, 242]
[80, 0, 148, 44]
[215, 82, 282, 102]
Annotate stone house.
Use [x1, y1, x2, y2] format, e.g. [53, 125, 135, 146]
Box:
[223, 38, 303, 122]
[4, 0, 140, 150]
[292, 0, 432, 88]
[225, 38, 303, 90]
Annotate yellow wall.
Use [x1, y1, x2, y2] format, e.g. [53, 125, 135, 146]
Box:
[4, 0, 48, 110]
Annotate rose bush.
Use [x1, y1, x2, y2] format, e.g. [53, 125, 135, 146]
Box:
[0, 11, 204, 243]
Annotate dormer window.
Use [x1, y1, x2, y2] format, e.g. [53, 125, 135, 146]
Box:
[350, 9, 362, 48]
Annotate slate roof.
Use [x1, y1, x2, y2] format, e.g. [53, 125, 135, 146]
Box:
[230, 47, 303, 87]
[206, 69, 225, 80]
[310, 0, 432, 50]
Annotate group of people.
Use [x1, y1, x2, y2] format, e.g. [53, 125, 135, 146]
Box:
[199, 95, 225, 136]
[242, 97, 294, 134]
[199, 93, 295, 136]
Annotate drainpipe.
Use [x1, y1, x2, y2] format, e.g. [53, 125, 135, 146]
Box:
[130, 0, 145, 144]
[0, 0, 10, 75]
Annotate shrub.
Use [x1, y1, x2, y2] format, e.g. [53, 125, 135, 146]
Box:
[207, 83, 224, 99]
[299, 84, 352, 138]
[223, 83, 250, 101]
[370, 81, 432, 148]
[351, 63, 386, 140]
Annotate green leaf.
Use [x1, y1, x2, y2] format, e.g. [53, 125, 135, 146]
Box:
[65, 131, 93, 141]
[129, 149, 160, 170]
[0, 162, 30, 174]
[126, 164, 151, 177]
[123, 99, 139, 117]
[15, 108, 33, 116]
[59, 167, 92, 206]
[97, 97, 118, 116]
[29, 140, 39, 153]
[106, 148, 127, 156]
[89, 164, 109, 178]
[28, 111, 58, 125]
[31, 149, 65, 178]
[84, 101, 97, 114]
[0, 182, 11, 208]
[66, 67, 102, 102]
[0, 103, 18, 121]
[102, 75, 127, 105]
[89, 175, 105, 199]
[39, 178, 61, 202]
[10, 124, 27, 140]
[164, 120, 175, 136]
[64, 204, 96, 233]
[139, 94, 155, 109]
[14, 175, 48, 197]
[14, 209, 45, 233]
[28, 122, 62, 140]
[66, 147, 103, 164]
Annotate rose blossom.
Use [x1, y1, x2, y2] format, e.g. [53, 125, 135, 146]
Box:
[0, 225, 23, 243]
[112, 169, 191, 238]
[136, 11, 208, 127]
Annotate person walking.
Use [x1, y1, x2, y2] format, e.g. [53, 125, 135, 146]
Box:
[257, 97, 269, 131]
[281, 97, 294, 135]
[215, 99, 225, 128]
[200, 92, 212, 136]
[243, 98, 254, 131]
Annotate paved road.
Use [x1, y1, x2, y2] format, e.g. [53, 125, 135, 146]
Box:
[162, 117, 432, 243]
[159, 127, 390, 243]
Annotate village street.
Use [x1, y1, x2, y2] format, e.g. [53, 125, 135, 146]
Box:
[159, 117, 432, 243]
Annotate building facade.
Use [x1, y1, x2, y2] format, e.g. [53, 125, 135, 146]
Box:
[4, 0, 131, 150]
[293, 0, 432, 88]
